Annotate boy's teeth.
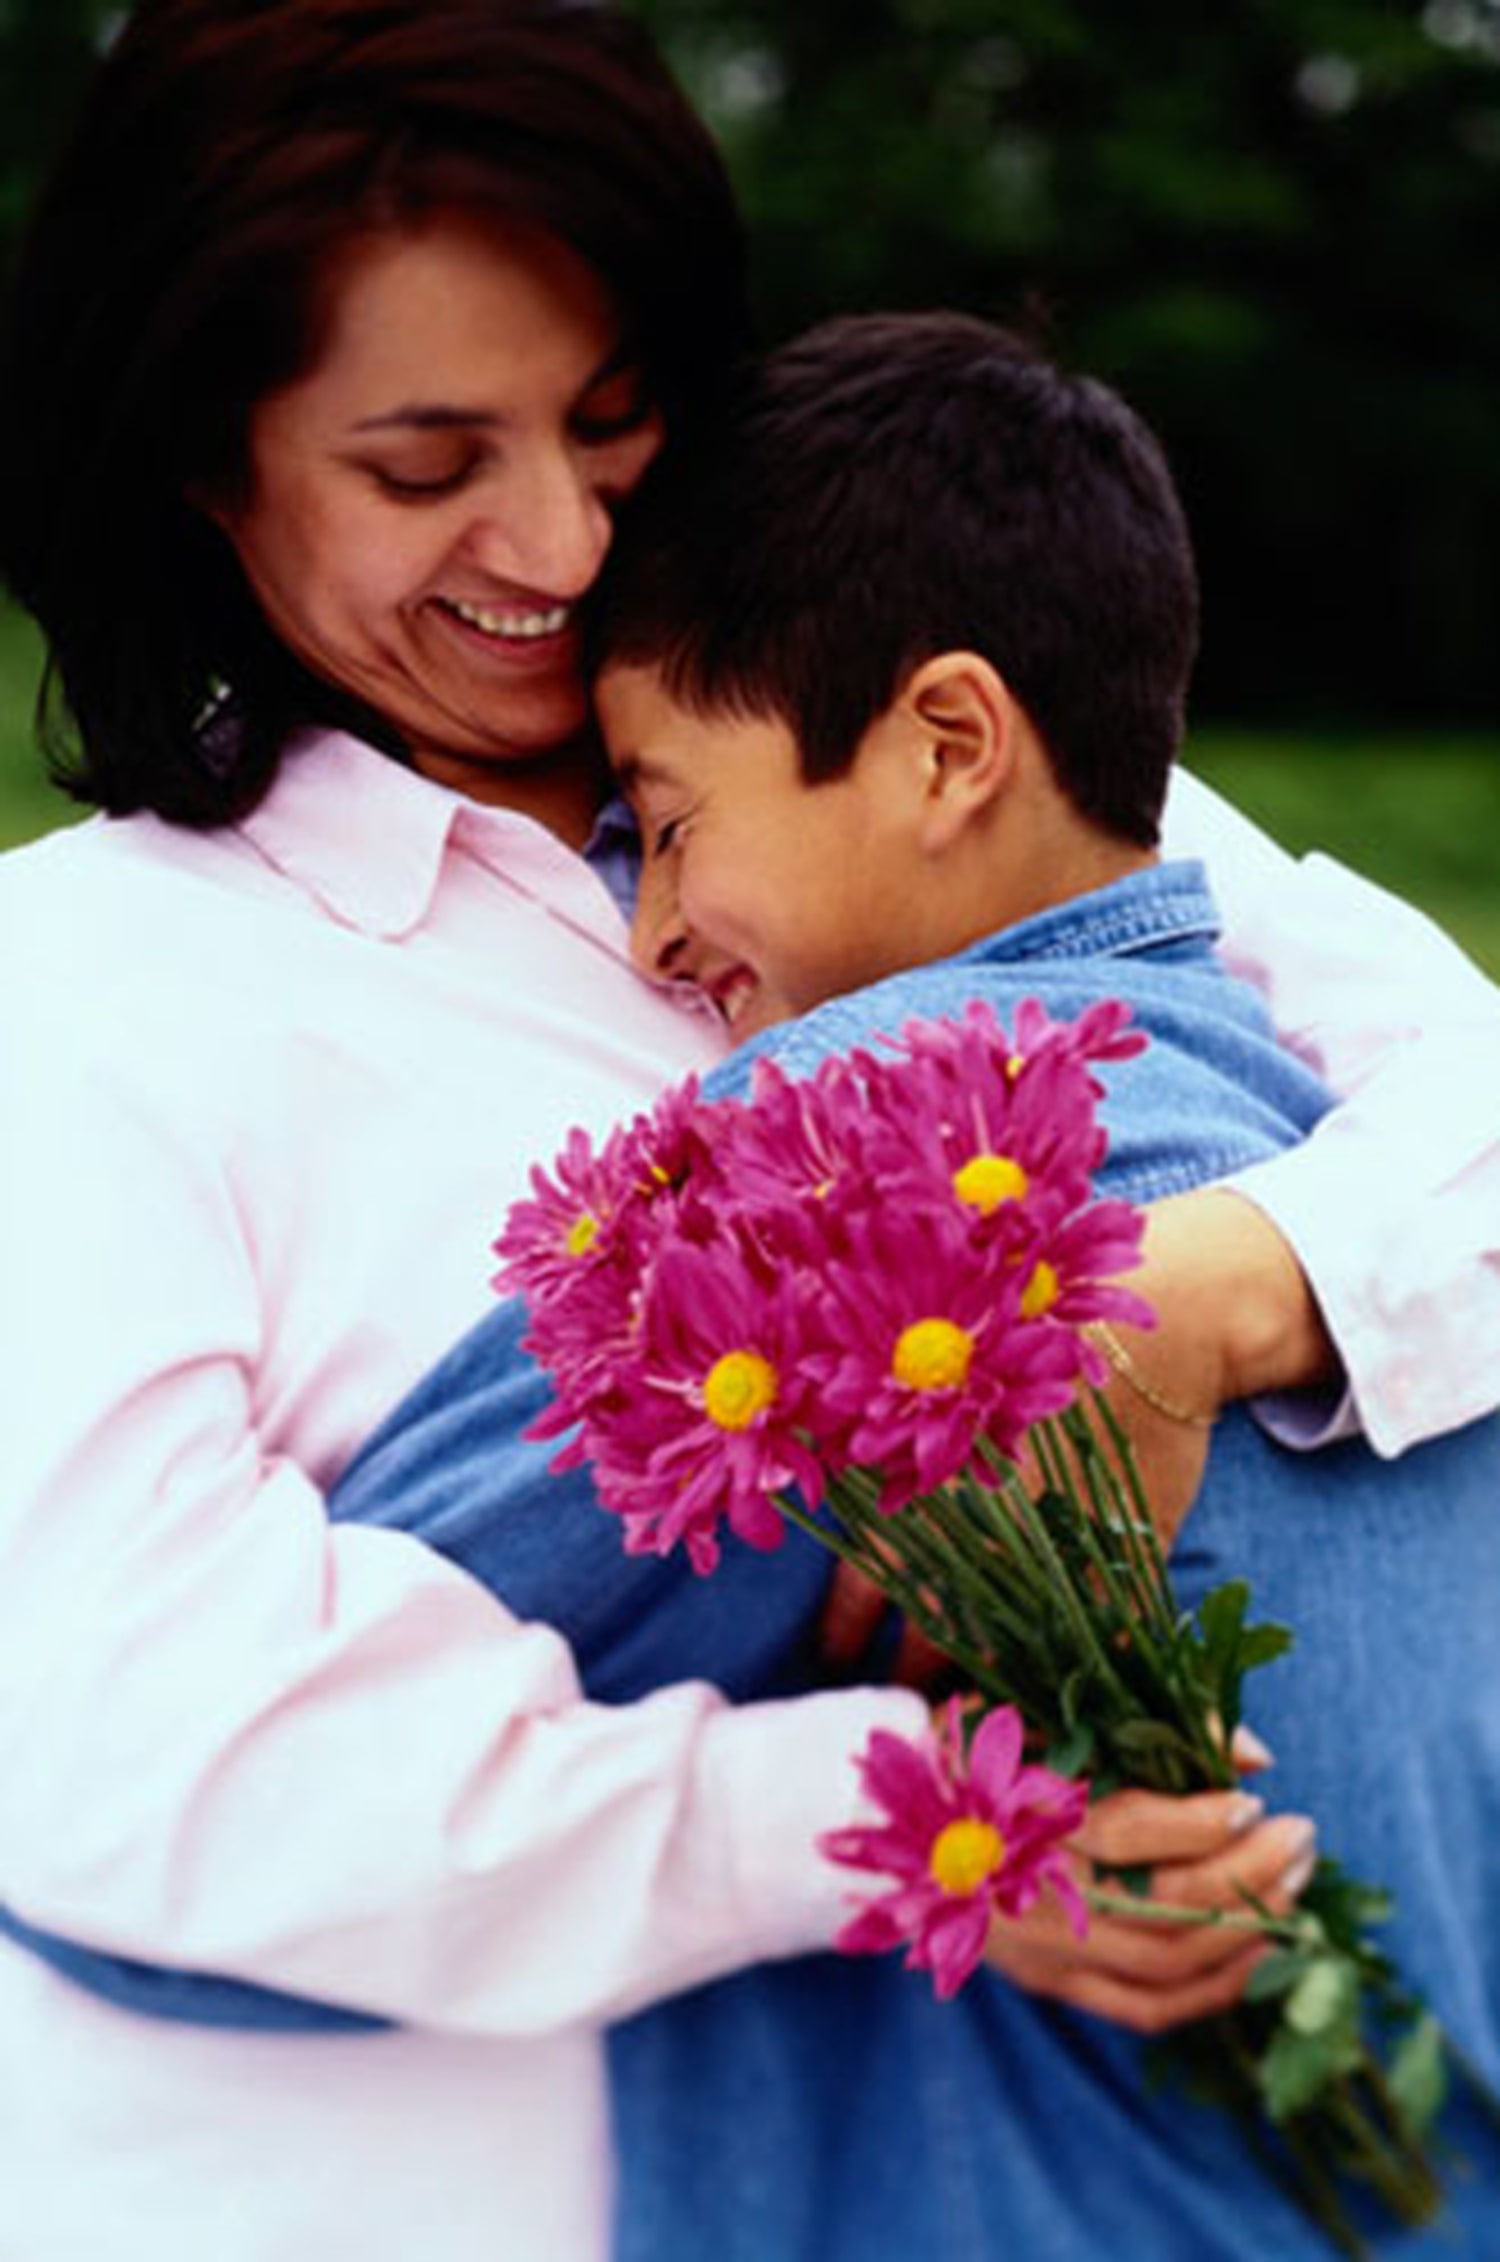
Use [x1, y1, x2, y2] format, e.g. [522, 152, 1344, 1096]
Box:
[718, 970, 756, 1025]
[448, 598, 570, 640]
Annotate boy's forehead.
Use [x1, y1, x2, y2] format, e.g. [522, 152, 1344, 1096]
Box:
[595, 661, 701, 780]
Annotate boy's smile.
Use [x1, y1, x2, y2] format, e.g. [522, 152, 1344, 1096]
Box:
[597, 661, 927, 1039]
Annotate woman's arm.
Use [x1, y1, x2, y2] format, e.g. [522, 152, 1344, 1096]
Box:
[1162, 767, 1500, 1455]
[0, 986, 928, 2037]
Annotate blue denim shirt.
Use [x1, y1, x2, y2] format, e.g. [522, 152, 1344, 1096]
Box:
[9, 864, 1500, 2256]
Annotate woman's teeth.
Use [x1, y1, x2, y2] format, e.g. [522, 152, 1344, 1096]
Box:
[446, 598, 570, 641]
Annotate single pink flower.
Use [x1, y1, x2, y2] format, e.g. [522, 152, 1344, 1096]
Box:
[497, 1078, 736, 1413]
[820, 1700, 1090, 1999]
[578, 1228, 828, 1573]
[800, 1201, 1090, 1508]
[866, 998, 1146, 1245]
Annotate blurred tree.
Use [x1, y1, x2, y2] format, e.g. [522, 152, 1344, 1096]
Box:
[0, 0, 118, 245]
[3, 0, 1497, 724]
[634, 0, 1500, 726]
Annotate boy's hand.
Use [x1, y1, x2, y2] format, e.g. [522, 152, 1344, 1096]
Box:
[983, 1772, 1318, 2033]
[817, 1561, 952, 1687]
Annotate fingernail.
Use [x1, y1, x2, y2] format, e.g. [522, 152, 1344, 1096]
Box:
[1226, 1793, 1265, 1834]
[1232, 1725, 1274, 1768]
[1280, 1823, 1318, 1899]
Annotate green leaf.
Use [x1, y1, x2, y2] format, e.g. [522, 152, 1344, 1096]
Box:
[1285, 1956, 1359, 2039]
[1244, 1948, 1311, 2003]
[1236, 1624, 1295, 1670]
[1386, 2014, 1450, 2139]
[1044, 1721, 1096, 1778]
[1196, 1579, 1250, 1660]
[1302, 1860, 1396, 1956]
[1259, 2021, 1362, 2122]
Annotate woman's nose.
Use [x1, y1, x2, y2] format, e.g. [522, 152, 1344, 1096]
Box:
[465, 449, 615, 599]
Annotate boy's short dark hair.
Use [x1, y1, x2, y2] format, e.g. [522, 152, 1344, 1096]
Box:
[594, 312, 1199, 846]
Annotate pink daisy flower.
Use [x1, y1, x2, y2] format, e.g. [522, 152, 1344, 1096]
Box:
[579, 1227, 828, 1574]
[820, 1700, 1090, 2000]
[497, 1079, 737, 1414]
[799, 1201, 1091, 1509]
[866, 999, 1146, 1245]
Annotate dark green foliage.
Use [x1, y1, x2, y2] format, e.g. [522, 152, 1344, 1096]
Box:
[629, 0, 1500, 728]
[4, 0, 1499, 723]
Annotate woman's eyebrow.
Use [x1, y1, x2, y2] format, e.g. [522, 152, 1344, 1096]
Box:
[350, 404, 504, 434]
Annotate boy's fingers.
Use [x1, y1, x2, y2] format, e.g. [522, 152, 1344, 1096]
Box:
[1230, 1722, 1274, 1775]
[1073, 1784, 1268, 1869]
[1029, 1941, 1268, 2036]
[1152, 1812, 1318, 1917]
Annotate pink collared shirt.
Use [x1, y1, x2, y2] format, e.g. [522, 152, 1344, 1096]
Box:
[0, 732, 924, 2261]
[0, 732, 1496, 2259]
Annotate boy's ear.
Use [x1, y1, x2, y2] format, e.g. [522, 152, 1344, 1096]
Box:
[898, 652, 1017, 849]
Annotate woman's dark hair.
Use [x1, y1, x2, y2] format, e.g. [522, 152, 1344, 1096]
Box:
[0, 0, 752, 824]
[595, 313, 1199, 846]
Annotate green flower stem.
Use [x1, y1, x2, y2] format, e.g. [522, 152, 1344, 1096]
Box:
[1062, 1395, 1178, 1621]
[1084, 1885, 1307, 1942]
[972, 1448, 1146, 1719]
[775, 1493, 1016, 1706]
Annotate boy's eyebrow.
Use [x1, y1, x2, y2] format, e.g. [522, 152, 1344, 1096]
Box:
[608, 750, 666, 793]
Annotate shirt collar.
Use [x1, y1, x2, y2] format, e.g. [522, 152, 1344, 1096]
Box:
[961, 859, 1221, 969]
[236, 728, 632, 947]
[235, 730, 462, 938]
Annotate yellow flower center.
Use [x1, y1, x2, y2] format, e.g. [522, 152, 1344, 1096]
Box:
[929, 1817, 1007, 1896]
[703, 1350, 779, 1431]
[892, 1317, 975, 1392]
[565, 1212, 602, 1259]
[952, 1153, 1029, 1215]
[1020, 1260, 1059, 1318]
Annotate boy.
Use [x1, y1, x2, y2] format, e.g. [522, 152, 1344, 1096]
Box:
[562, 312, 1498, 2256]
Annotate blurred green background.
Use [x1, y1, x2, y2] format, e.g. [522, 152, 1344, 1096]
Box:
[3, 0, 1497, 968]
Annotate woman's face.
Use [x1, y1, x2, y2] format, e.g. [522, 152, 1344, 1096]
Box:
[212, 213, 662, 822]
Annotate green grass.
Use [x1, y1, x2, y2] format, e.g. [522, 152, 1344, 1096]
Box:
[0, 605, 81, 850]
[1183, 727, 1500, 979]
[2, 602, 1496, 974]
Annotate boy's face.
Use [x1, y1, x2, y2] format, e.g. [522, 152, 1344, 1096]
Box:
[597, 661, 924, 1040]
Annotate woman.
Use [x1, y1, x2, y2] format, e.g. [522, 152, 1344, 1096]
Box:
[1, 3, 1497, 2258]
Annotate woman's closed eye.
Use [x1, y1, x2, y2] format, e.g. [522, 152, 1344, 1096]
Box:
[360, 454, 481, 501]
[572, 363, 657, 447]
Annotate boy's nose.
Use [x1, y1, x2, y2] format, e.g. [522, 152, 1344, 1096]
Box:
[629, 874, 691, 979]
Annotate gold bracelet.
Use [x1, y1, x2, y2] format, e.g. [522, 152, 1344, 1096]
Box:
[1086, 1321, 1216, 1430]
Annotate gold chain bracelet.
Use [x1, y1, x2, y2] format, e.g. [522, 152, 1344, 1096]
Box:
[1086, 1320, 1216, 1430]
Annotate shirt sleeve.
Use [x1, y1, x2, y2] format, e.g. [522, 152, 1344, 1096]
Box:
[1163, 767, 1500, 1456]
[0, 993, 923, 2039]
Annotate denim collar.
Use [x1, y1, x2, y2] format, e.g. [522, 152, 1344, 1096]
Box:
[958, 859, 1220, 970]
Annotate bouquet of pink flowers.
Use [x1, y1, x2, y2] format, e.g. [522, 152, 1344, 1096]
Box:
[496, 998, 1478, 2258]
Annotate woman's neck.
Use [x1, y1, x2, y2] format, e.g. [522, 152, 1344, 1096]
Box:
[409, 730, 611, 850]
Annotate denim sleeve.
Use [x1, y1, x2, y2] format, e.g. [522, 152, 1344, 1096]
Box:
[330, 1294, 835, 1709]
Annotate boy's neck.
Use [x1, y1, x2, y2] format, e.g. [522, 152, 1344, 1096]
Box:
[930, 778, 1159, 964]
